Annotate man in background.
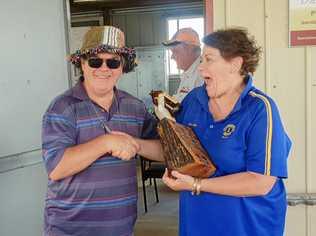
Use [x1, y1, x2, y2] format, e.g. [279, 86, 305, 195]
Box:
[163, 28, 203, 102]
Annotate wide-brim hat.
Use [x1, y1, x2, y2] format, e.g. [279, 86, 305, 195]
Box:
[162, 27, 201, 47]
[69, 26, 137, 73]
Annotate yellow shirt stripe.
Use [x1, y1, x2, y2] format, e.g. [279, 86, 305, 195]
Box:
[249, 91, 273, 175]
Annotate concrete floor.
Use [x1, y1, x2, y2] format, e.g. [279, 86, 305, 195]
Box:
[135, 179, 179, 236]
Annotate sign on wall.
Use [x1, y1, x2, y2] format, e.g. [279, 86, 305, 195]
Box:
[289, 0, 316, 46]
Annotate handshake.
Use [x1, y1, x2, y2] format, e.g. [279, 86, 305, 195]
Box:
[101, 90, 181, 162]
[104, 131, 141, 161]
[102, 90, 180, 162]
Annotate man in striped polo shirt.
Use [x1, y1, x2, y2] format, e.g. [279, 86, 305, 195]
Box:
[42, 26, 163, 236]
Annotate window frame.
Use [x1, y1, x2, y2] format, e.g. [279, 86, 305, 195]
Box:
[166, 15, 204, 76]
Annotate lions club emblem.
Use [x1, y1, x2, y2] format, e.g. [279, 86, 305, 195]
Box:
[223, 124, 236, 137]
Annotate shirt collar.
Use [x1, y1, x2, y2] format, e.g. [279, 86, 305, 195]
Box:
[71, 79, 90, 101]
[196, 84, 209, 113]
[231, 74, 254, 113]
[70, 78, 123, 112]
[195, 74, 254, 114]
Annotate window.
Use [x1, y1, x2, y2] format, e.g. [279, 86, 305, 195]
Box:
[167, 17, 204, 75]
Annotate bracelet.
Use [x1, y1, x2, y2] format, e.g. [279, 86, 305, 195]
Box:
[191, 178, 198, 195]
[196, 178, 202, 195]
[191, 178, 202, 195]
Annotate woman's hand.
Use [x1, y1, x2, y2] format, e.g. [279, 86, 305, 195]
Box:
[162, 169, 195, 192]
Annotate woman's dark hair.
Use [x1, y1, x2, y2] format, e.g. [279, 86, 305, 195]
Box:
[203, 28, 262, 76]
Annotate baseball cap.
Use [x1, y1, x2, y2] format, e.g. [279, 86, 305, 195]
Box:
[162, 28, 201, 47]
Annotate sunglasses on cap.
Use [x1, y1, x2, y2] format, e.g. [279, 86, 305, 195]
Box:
[87, 57, 121, 69]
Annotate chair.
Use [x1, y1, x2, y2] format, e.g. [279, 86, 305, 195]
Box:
[139, 155, 165, 213]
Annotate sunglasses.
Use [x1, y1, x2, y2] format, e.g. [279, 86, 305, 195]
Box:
[87, 57, 121, 69]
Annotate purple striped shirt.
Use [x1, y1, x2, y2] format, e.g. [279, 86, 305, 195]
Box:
[42, 81, 157, 236]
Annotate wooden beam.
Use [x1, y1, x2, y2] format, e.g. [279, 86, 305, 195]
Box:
[71, 0, 203, 14]
[204, 0, 213, 35]
[102, 8, 110, 25]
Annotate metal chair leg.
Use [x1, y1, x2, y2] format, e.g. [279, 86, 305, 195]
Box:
[139, 156, 148, 213]
[142, 177, 148, 213]
[139, 155, 164, 212]
[154, 178, 159, 203]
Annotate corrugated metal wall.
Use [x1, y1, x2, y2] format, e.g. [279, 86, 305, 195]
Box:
[213, 0, 316, 235]
[112, 13, 165, 47]
[110, 7, 203, 47]
[70, 5, 204, 95]
[110, 6, 204, 95]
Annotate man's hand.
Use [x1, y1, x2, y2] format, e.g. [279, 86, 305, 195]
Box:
[105, 132, 140, 161]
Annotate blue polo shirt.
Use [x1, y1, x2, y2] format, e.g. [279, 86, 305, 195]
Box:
[176, 76, 291, 236]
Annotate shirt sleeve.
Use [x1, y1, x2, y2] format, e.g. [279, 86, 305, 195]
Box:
[42, 105, 76, 175]
[175, 91, 191, 124]
[246, 95, 291, 178]
[141, 107, 159, 139]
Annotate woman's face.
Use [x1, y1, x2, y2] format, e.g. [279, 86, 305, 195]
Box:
[81, 52, 123, 96]
[198, 46, 242, 99]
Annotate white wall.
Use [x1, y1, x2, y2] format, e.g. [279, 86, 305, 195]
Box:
[0, 1, 70, 235]
[0, 165, 47, 236]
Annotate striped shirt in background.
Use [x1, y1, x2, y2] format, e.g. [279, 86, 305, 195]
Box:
[42, 81, 158, 236]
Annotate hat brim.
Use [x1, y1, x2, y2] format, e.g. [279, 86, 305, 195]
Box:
[69, 45, 137, 73]
[162, 40, 182, 47]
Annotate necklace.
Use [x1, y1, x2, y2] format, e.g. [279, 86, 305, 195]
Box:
[89, 100, 112, 134]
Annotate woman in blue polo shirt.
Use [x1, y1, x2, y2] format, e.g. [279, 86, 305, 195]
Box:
[162, 28, 291, 236]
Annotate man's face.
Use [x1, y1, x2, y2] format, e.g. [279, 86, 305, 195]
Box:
[170, 43, 193, 71]
[81, 52, 123, 96]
